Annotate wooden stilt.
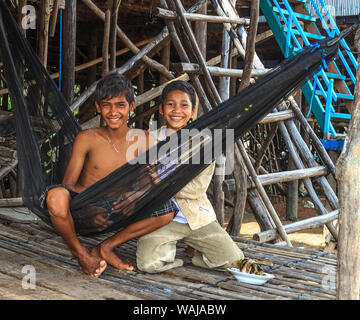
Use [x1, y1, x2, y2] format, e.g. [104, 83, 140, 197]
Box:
[336, 29, 360, 300]
[61, 0, 77, 104]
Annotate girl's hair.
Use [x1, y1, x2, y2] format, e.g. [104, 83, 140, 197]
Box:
[95, 73, 134, 105]
[161, 80, 197, 109]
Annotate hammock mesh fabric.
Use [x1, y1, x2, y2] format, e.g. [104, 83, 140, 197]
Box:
[0, 2, 339, 235]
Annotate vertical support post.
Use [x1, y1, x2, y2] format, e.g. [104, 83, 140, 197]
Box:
[109, 0, 119, 71]
[61, 0, 77, 104]
[38, 0, 50, 68]
[286, 157, 298, 221]
[336, 29, 360, 300]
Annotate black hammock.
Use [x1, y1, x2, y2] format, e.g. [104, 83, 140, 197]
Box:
[0, 2, 341, 235]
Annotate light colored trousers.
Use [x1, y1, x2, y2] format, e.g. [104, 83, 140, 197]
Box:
[136, 221, 244, 273]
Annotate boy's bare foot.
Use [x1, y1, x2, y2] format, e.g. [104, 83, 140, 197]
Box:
[75, 249, 107, 278]
[91, 244, 135, 271]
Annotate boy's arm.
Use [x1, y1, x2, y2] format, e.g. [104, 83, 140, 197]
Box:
[61, 130, 91, 191]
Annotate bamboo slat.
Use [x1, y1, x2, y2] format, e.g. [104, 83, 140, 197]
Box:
[0, 217, 337, 300]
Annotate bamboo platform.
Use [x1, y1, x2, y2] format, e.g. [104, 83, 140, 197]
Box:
[0, 208, 337, 300]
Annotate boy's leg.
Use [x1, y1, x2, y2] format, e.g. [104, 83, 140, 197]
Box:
[184, 221, 244, 270]
[91, 211, 176, 271]
[136, 221, 190, 273]
[46, 187, 107, 277]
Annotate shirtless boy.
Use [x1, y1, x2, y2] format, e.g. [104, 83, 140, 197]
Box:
[44, 74, 176, 277]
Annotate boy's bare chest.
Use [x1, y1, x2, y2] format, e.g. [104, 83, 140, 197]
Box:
[85, 139, 140, 174]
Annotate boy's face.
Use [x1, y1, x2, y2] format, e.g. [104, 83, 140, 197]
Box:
[160, 90, 196, 131]
[95, 94, 134, 130]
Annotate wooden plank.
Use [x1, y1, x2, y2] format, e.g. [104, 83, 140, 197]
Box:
[0, 247, 142, 300]
[0, 218, 337, 300]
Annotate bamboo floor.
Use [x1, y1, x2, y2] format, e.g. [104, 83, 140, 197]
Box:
[0, 208, 337, 300]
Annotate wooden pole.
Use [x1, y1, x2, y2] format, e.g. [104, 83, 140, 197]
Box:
[288, 96, 336, 177]
[102, 10, 111, 76]
[71, 28, 170, 112]
[254, 210, 339, 242]
[109, 0, 120, 70]
[80, 0, 174, 81]
[238, 0, 259, 91]
[49, 0, 60, 37]
[38, 0, 51, 68]
[160, 0, 212, 111]
[61, 0, 77, 104]
[194, 1, 207, 61]
[336, 28, 360, 300]
[155, 7, 250, 25]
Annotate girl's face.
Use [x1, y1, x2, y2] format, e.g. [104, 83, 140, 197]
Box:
[160, 90, 196, 131]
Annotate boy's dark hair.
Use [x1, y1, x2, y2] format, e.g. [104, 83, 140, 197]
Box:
[94, 73, 135, 105]
[161, 80, 197, 109]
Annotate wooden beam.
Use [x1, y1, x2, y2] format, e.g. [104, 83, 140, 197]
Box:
[80, 0, 174, 81]
[336, 29, 360, 300]
[38, 0, 51, 68]
[254, 210, 339, 242]
[0, 198, 24, 207]
[255, 29, 273, 44]
[173, 63, 270, 77]
[102, 9, 111, 75]
[238, 0, 259, 92]
[155, 7, 250, 25]
[49, 0, 60, 37]
[61, 0, 76, 104]
[71, 28, 169, 112]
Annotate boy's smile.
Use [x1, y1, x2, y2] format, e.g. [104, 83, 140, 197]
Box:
[160, 90, 196, 131]
[96, 94, 134, 130]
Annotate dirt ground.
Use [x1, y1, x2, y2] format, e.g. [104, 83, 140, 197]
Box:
[224, 196, 335, 252]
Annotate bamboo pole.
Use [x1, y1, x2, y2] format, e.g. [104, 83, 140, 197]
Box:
[277, 120, 338, 240]
[173, 0, 222, 105]
[238, 0, 259, 91]
[336, 28, 360, 300]
[237, 140, 292, 246]
[38, 0, 51, 68]
[61, 0, 76, 104]
[288, 96, 336, 177]
[0, 38, 154, 97]
[102, 10, 111, 76]
[49, 0, 60, 37]
[160, 0, 212, 112]
[155, 7, 250, 25]
[254, 210, 339, 242]
[0, 197, 24, 207]
[71, 28, 170, 112]
[109, 0, 120, 71]
[80, 0, 174, 81]
[173, 63, 270, 77]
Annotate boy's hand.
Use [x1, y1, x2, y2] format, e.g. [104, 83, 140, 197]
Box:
[112, 191, 143, 216]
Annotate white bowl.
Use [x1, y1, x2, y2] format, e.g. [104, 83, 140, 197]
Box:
[227, 267, 275, 285]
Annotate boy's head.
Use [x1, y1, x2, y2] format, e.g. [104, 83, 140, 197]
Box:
[94, 73, 135, 129]
[160, 80, 197, 131]
[95, 73, 135, 105]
